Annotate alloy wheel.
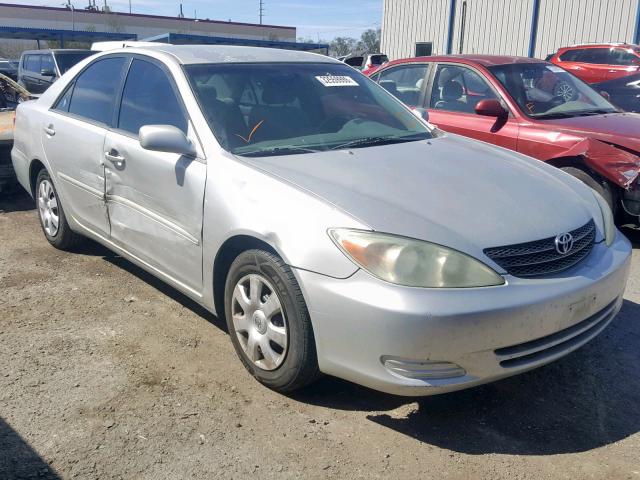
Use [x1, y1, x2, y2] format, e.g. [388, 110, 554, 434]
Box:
[231, 273, 288, 371]
[38, 179, 59, 237]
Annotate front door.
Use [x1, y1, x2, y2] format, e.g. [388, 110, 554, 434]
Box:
[104, 58, 206, 293]
[427, 63, 519, 150]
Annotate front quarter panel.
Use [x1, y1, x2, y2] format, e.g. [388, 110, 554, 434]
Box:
[201, 152, 367, 312]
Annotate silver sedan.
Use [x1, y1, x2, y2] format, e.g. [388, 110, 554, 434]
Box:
[11, 45, 631, 396]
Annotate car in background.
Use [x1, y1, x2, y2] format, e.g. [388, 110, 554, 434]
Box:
[548, 43, 640, 84]
[18, 49, 94, 95]
[593, 72, 640, 113]
[341, 53, 388, 74]
[368, 55, 640, 224]
[11, 45, 631, 396]
[0, 58, 18, 81]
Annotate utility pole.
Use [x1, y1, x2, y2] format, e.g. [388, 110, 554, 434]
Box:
[128, 0, 131, 14]
[259, 0, 264, 25]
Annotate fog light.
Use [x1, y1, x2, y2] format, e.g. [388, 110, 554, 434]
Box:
[382, 356, 466, 379]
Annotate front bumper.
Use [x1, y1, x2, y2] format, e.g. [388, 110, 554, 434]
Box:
[295, 232, 632, 396]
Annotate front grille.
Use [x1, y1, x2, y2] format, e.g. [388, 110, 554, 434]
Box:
[484, 219, 595, 278]
[495, 298, 619, 368]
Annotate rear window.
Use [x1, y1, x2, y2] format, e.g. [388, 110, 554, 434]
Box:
[54, 51, 94, 74]
[344, 56, 364, 67]
[369, 55, 389, 65]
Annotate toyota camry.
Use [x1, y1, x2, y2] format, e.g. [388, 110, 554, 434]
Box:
[11, 45, 631, 396]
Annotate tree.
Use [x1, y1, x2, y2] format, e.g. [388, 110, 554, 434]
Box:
[329, 37, 358, 57]
[360, 28, 381, 53]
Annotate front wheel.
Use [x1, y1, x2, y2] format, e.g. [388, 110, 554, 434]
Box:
[224, 249, 320, 392]
[35, 169, 83, 250]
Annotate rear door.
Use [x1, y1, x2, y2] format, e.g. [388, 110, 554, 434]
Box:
[103, 57, 206, 293]
[426, 63, 519, 150]
[605, 48, 640, 81]
[41, 56, 128, 238]
[569, 48, 610, 83]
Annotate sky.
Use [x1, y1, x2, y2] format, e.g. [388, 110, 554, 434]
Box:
[11, 0, 383, 41]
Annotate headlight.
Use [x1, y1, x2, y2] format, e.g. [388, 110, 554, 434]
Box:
[329, 229, 504, 288]
[592, 191, 615, 246]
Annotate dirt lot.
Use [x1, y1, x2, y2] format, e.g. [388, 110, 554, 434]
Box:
[1, 188, 639, 480]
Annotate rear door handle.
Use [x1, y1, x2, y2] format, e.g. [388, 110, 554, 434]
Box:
[104, 150, 126, 168]
[44, 125, 55, 136]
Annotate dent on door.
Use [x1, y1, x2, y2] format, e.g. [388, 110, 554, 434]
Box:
[104, 133, 206, 294]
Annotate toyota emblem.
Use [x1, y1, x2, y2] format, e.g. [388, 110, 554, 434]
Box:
[555, 232, 574, 255]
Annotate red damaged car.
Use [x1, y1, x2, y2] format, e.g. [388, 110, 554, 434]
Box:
[368, 55, 640, 224]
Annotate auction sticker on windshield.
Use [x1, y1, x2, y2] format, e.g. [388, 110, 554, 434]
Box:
[315, 75, 359, 87]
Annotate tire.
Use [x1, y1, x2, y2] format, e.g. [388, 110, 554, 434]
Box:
[553, 80, 578, 102]
[224, 249, 320, 392]
[561, 166, 616, 213]
[35, 169, 83, 250]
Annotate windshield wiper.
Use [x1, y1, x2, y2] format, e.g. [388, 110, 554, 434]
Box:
[534, 109, 617, 119]
[237, 146, 322, 157]
[330, 133, 429, 151]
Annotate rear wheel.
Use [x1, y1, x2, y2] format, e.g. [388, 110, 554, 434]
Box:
[561, 166, 616, 212]
[224, 249, 320, 392]
[35, 169, 83, 250]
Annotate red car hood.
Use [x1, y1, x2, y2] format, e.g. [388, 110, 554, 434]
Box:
[542, 112, 640, 152]
[539, 112, 640, 188]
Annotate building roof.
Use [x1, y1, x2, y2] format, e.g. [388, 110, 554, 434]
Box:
[0, 2, 295, 31]
[0, 25, 135, 43]
[138, 44, 338, 64]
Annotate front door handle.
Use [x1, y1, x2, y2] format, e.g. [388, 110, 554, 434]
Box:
[44, 124, 55, 136]
[104, 150, 126, 168]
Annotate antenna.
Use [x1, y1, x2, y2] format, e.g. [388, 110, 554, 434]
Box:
[259, 0, 264, 24]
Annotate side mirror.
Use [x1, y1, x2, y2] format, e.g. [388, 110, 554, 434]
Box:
[474, 98, 508, 117]
[40, 68, 56, 77]
[411, 107, 429, 123]
[139, 125, 196, 157]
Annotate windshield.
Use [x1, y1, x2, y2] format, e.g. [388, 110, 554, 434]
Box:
[185, 62, 432, 157]
[0, 60, 16, 70]
[54, 51, 94, 74]
[488, 63, 617, 119]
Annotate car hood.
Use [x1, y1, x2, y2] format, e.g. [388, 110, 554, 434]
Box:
[542, 112, 640, 152]
[242, 135, 596, 266]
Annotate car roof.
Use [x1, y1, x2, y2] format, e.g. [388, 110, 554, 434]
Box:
[123, 44, 340, 65]
[21, 49, 91, 55]
[382, 54, 548, 69]
[559, 43, 639, 50]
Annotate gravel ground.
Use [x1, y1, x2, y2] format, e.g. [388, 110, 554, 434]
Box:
[1, 188, 639, 480]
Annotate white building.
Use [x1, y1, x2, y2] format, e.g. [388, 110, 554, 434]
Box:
[381, 0, 640, 60]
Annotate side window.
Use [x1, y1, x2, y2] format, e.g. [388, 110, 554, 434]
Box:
[68, 57, 126, 125]
[118, 59, 187, 136]
[578, 48, 609, 64]
[430, 64, 498, 114]
[378, 65, 428, 106]
[40, 54, 55, 74]
[609, 48, 640, 66]
[559, 49, 582, 62]
[24, 55, 41, 73]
